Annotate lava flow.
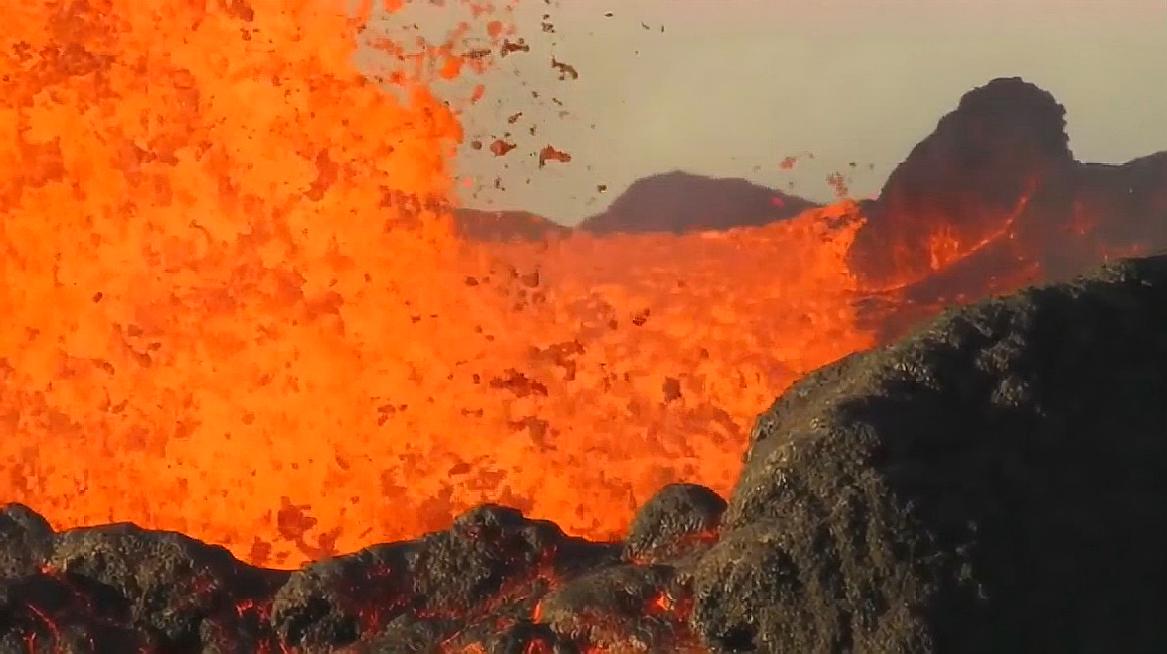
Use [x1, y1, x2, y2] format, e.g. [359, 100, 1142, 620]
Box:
[1, 0, 1163, 577]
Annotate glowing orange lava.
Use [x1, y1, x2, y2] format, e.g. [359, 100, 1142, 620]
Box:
[0, 0, 1117, 571]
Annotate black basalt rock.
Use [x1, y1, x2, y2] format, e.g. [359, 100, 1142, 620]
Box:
[270, 504, 619, 651]
[0, 503, 53, 579]
[0, 572, 159, 652]
[624, 484, 726, 564]
[692, 255, 1167, 652]
[48, 523, 284, 650]
[538, 563, 693, 652]
[270, 540, 415, 650]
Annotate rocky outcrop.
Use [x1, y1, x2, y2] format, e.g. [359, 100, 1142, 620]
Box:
[577, 171, 818, 235]
[451, 172, 818, 242]
[694, 254, 1167, 652]
[849, 77, 1167, 295]
[454, 172, 817, 242]
[0, 495, 707, 652]
[452, 208, 570, 242]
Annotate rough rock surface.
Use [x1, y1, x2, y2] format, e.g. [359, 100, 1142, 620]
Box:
[578, 171, 818, 235]
[452, 208, 571, 242]
[623, 483, 726, 565]
[4, 255, 1167, 652]
[693, 254, 1167, 653]
[269, 504, 619, 652]
[0, 504, 52, 580]
[453, 171, 819, 242]
[849, 77, 1167, 299]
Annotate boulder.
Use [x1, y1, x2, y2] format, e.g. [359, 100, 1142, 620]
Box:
[692, 255, 1167, 652]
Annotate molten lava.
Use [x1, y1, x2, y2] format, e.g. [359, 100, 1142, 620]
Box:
[0, 0, 1155, 575]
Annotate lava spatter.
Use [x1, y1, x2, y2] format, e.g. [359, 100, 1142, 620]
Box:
[0, 0, 881, 569]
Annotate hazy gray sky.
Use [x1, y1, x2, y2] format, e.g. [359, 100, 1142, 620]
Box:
[376, 1, 1166, 224]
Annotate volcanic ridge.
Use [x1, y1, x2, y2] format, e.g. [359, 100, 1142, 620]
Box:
[457, 77, 1166, 272]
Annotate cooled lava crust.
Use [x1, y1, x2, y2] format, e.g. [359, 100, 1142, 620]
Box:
[4, 254, 1167, 652]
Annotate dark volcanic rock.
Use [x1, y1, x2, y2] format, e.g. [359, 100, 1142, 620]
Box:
[881, 76, 1073, 212]
[354, 613, 463, 653]
[48, 524, 285, 650]
[269, 542, 407, 648]
[0, 503, 53, 579]
[270, 504, 618, 651]
[0, 572, 159, 652]
[579, 171, 818, 235]
[624, 484, 726, 564]
[848, 77, 1167, 302]
[453, 207, 570, 242]
[538, 564, 695, 652]
[693, 254, 1167, 652]
[455, 172, 818, 242]
[1070, 152, 1167, 260]
[848, 77, 1076, 286]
